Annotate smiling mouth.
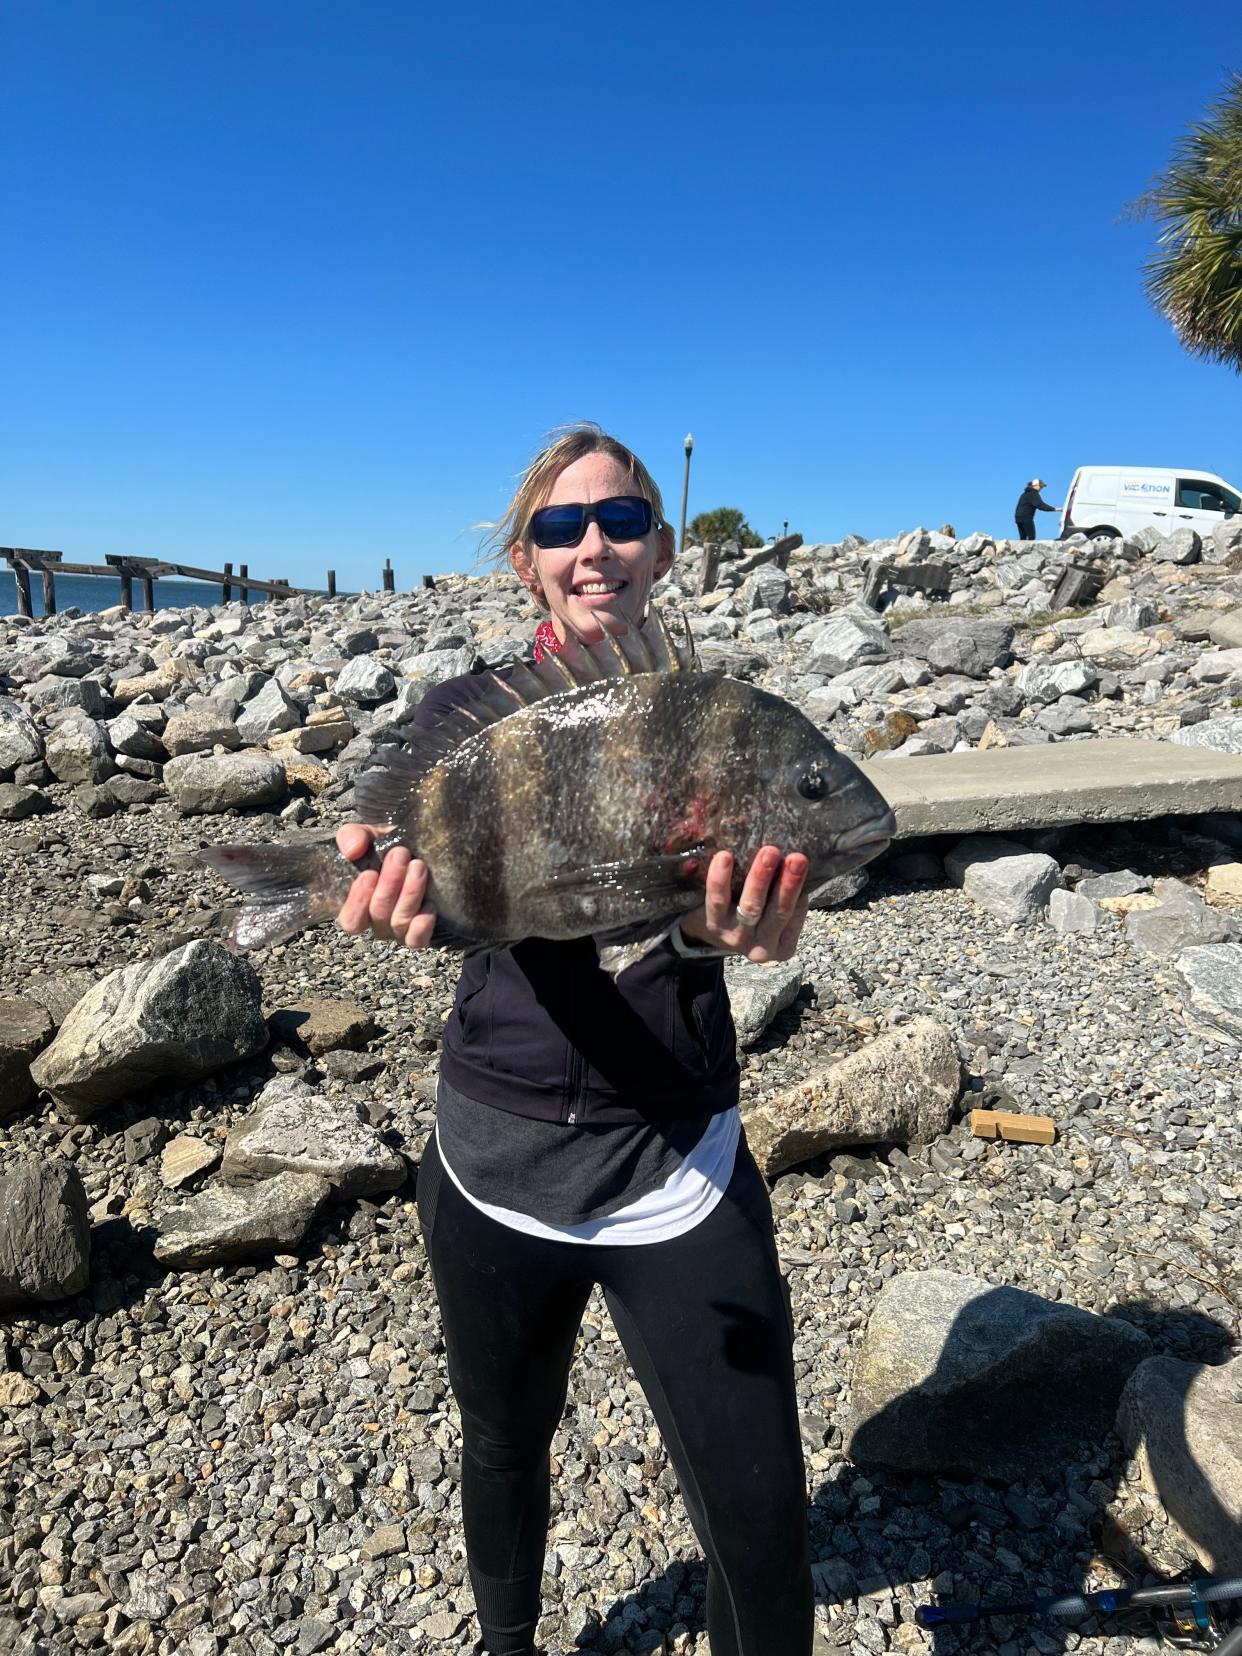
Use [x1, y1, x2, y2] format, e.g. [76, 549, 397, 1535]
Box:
[575, 580, 627, 596]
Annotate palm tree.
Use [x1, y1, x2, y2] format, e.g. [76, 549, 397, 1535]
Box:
[1135, 72, 1242, 371]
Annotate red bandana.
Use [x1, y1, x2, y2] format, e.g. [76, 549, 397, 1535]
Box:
[533, 619, 563, 663]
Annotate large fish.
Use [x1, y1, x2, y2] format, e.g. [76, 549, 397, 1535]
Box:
[201, 609, 895, 972]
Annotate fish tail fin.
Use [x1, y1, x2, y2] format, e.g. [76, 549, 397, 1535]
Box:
[199, 841, 358, 951]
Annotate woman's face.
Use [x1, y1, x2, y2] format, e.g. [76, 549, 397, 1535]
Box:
[510, 452, 674, 645]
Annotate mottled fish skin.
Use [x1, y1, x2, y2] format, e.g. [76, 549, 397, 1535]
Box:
[395, 672, 891, 945]
[201, 608, 895, 954]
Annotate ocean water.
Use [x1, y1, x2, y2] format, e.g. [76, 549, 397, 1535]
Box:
[0, 571, 291, 619]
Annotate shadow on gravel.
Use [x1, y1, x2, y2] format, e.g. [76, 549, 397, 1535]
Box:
[572, 1301, 1235, 1656]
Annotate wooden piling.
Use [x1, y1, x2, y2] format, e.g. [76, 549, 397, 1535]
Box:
[40, 566, 56, 617]
[222, 561, 233, 603]
[422, 574, 435, 591]
[382, 558, 395, 593]
[327, 569, 336, 597]
[14, 565, 32, 619]
[118, 569, 133, 612]
[698, 541, 722, 596]
[239, 563, 250, 604]
[139, 573, 155, 613]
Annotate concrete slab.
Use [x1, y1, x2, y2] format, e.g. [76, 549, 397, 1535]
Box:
[862, 737, 1242, 838]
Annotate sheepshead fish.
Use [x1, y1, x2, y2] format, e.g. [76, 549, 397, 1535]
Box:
[201, 608, 894, 972]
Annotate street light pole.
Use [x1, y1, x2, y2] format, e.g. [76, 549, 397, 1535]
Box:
[678, 433, 694, 554]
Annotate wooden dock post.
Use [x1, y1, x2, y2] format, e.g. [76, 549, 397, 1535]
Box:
[222, 561, 233, 602]
[239, 563, 250, 604]
[422, 574, 435, 590]
[139, 571, 155, 613]
[118, 569, 133, 611]
[14, 564, 32, 618]
[382, 558, 395, 593]
[41, 565, 57, 617]
[327, 569, 336, 597]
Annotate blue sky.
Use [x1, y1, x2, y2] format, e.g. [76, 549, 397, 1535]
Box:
[3, 1, 1241, 591]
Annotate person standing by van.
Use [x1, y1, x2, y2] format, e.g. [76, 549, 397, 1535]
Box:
[1014, 478, 1059, 540]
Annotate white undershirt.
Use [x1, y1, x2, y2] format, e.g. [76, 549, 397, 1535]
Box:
[436, 1106, 741, 1247]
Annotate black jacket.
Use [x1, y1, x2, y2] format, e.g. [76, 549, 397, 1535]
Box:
[409, 669, 740, 1126]
[1015, 486, 1056, 521]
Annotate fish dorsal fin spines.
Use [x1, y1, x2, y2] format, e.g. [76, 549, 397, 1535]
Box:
[352, 605, 697, 827]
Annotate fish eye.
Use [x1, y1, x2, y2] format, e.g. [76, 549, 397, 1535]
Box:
[797, 770, 828, 801]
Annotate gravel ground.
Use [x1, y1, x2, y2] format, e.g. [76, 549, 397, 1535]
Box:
[1, 779, 1237, 1656]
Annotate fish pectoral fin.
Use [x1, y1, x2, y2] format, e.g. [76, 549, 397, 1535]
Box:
[532, 848, 709, 906]
[594, 920, 680, 978]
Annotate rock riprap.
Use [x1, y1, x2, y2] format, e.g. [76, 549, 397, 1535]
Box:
[846, 1268, 1152, 1479]
[741, 1016, 960, 1175]
[221, 1076, 406, 1197]
[0, 1160, 90, 1307]
[1117, 1352, 1242, 1572]
[153, 1169, 331, 1266]
[30, 939, 267, 1118]
[162, 749, 286, 813]
[0, 994, 55, 1116]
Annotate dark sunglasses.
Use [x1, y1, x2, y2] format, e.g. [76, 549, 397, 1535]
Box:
[529, 495, 656, 550]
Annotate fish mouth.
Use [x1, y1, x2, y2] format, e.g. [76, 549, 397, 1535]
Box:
[834, 809, 896, 857]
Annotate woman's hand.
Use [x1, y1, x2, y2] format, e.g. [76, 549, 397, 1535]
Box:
[679, 846, 810, 963]
[335, 825, 438, 949]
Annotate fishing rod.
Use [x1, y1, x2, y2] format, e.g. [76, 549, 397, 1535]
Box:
[916, 1573, 1242, 1653]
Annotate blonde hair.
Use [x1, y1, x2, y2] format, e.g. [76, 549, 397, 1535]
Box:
[485, 424, 668, 565]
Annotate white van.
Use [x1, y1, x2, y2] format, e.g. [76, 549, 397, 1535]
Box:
[1061, 465, 1241, 541]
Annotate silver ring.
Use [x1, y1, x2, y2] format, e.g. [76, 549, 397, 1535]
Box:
[733, 904, 762, 929]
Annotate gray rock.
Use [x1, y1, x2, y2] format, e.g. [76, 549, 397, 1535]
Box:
[153, 1170, 331, 1266]
[108, 710, 166, 760]
[0, 783, 52, 821]
[28, 674, 106, 716]
[236, 677, 303, 743]
[1190, 646, 1242, 684]
[162, 749, 286, 813]
[738, 567, 791, 615]
[1117, 1352, 1242, 1571]
[1207, 608, 1242, 649]
[399, 646, 476, 687]
[161, 708, 242, 756]
[1077, 869, 1149, 901]
[945, 836, 1063, 925]
[804, 615, 892, 677]
[724, 958, 804, 1047]
[336, 655, 396, 704]
[0, 699, 44, 775]
[892, 618, 1014, 679]
[1175, 943, 1242, 1042]
[1047, 888, 1099, 935]
[45, 719, 114, 786]
[222, 1076, 406, 1198]
[0, 1161, 90, 1309]
[1207, 518, 1242, 563]
[0, 995, 55, 1117]
[29, 939, 268, 1120]
[845, 1269, 1151, 1479]
[1034, 697, 1093, 737]
[1125, 882, 1233, 959]
[808, 868, 869, 909]
[1152, 526, 1201, 564]
[1100, 597, 1159, 631]
[1017, 660, 1099, 704]
[1170, 717, 1242, 754]
[741, 1017, 960, 1176]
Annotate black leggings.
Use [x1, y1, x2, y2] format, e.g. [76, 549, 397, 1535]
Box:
[416, 1131, 813, 1656]
[1015, 516, 1036, 541]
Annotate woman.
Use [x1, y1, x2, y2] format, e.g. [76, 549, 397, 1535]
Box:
[336, 427, 816, 1656]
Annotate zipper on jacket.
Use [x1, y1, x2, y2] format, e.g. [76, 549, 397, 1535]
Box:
[564, 1044, 585, 1125]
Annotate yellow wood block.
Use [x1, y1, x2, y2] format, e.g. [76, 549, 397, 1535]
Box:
[969, 1108, 1056, 1145]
